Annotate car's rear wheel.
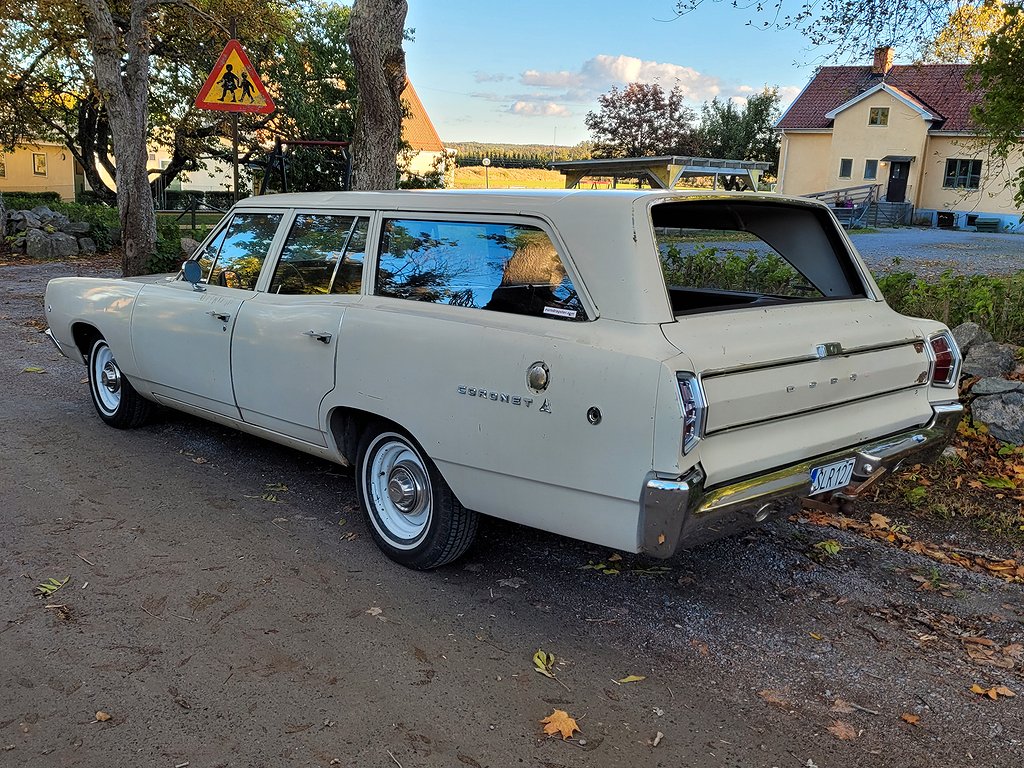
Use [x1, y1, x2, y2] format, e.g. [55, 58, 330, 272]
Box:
[87, 337, 153, 428]
[356, 426, 478, 569]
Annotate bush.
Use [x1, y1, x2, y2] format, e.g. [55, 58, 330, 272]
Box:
[0, 190, 62, 206]
[661, 244, 817, 296]
[876, 271, 1024, 344]
[148, 218, 188, 274]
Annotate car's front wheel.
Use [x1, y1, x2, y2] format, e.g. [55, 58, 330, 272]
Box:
[87, 337, 153, 428]
[356, 427, 478, 569]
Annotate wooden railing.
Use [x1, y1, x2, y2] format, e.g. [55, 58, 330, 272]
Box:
[802, 184, 882, 229]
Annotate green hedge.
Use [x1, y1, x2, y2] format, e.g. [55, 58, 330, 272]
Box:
[0, 190, 63, 206]
[876, 271, 1024, 344]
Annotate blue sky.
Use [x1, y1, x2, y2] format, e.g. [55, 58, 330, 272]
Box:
[402, 0, 821, 145]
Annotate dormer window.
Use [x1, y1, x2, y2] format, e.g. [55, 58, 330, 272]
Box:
[868, 107, 889, 126]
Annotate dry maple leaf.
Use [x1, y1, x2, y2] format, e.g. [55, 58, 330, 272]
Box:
[900, 713, 921, 726]
[540, 709, 580, 740]
[827, 720, 858, 740]
[830, 699, 856, 714]
[95, 711, 111, 722]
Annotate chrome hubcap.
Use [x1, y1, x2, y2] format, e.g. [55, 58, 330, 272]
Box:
[100, 362, 121, 394]
[387, 464, 423, 513]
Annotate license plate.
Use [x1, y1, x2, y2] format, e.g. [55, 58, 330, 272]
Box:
[809, 458, 856, 495]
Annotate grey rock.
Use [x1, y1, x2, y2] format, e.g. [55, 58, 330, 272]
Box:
[972, 392, 1024, 445]
[25, 229, 79, 259]
[180, 237, 201, 259]
[77, 237, 97, 254]
[972, 377, 1024, 396]
[9, 210, 42, 232]
[25, 229, 55, 259]
[963, 342, 1019, 378]
[63, 221, 91, 234]
[38, 210, 70, 231]
[951, 322, 993, 355]
[30, 205, 52, 217]
[50, 232, 80, 258]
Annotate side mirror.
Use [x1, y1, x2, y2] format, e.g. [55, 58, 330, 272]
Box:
[182, 260, 206, 291]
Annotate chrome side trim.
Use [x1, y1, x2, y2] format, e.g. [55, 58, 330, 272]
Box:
[700, 336, 923, 378]
[638, 402, 963, 557]
[44, 328, 68, 358]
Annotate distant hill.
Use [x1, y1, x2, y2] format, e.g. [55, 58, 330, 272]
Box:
[445, 141, 593, 169]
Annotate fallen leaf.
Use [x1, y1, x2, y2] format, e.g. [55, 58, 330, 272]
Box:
[830, 699, 855, 714]
[970, 683, 1015, 699]
[21, 366, 47, 374]
[192, 457, 208, 464]
[608, 553, 622, 562]
[265, 482, 289, 492]
[869, 513, 890, 529]
[533, 649, 555, 678]
[95, 711, 111, 722]
[759, 689, 790, 708]
[540, 709, 580, 740]
[809, 632, 824, 641]
[498, 577, 525, 589]
[615, 675, 646, 684]
[827, 720, 858, 740]
[366, 607, 383, 617]
[34, 576, 70, 599]
[900, 713, 921, 725]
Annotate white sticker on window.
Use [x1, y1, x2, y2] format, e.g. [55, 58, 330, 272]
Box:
[543, 306, 577, 319]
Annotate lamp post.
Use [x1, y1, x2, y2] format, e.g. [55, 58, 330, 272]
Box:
[482, 157, 490, 189]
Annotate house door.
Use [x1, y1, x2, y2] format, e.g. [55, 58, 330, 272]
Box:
[886, 161, 910, 203]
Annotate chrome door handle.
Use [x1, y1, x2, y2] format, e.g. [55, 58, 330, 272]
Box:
[207, 310, 231, 322]
[304, 330, 333, 344]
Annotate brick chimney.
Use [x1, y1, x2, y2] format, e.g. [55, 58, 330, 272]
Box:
[872, 46, 894, 76]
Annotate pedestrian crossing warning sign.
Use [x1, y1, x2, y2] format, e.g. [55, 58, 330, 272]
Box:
[195, 39, 275, 114]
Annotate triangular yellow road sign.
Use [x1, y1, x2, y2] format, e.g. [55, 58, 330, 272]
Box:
[195, 39, 275, 114]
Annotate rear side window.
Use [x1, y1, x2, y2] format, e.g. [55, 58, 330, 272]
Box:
[269, 214, 368, 295]
[375, 219, 587, 321]
[205, 213, 283, 290]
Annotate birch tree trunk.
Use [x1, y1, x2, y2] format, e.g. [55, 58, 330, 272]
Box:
[81, 0, 157, 276]
[348, 0, 408, 190]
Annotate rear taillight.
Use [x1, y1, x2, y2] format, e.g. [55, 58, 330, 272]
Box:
[928, 331, 960, 388]
[677, 373, 706, 454]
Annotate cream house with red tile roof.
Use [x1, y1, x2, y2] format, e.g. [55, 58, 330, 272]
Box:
[777, 48, 1023, 231]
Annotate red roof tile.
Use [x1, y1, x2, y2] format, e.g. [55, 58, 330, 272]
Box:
[778, 64, 980, 132]
[401, 80, 444, 152]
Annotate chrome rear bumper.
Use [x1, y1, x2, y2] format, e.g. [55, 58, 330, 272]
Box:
[639, 402, 963, 558]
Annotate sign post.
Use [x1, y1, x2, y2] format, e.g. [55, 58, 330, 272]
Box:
[194, 39, 275, 201]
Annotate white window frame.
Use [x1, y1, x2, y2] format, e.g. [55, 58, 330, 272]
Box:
[838, 158, 853, 179]
[868, 107, 889, 126]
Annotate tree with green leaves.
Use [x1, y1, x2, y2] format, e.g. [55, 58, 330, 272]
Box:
[584, 82, 697, 158]
[972, 5, 1024, 206]
[693, 89, 781, 171]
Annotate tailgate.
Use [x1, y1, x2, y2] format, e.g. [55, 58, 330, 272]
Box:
[661, 299, 932, 433]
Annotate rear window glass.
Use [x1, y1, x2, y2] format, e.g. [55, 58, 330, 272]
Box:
[652, 200, 866, 314]
[376, 219, 587, 321]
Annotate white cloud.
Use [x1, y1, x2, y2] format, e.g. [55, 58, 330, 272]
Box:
[509, 101, 572, 117]
[520, 54, 723, 101]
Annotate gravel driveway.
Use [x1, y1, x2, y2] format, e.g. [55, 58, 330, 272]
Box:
[850, 228, 1024, 277]
[2, 256, 1022, 767]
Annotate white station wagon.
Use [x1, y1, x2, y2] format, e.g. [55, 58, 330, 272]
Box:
[44, 190, 963, 569]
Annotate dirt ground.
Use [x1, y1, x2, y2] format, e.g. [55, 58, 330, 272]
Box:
[2, 256, 1022, 768]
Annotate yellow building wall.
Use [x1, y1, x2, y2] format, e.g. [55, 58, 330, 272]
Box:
[918, 136, 1023, 216]
[777, 133, 832, 195]
[828, 91, 930, 203]
[0, 144, 77, 200]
